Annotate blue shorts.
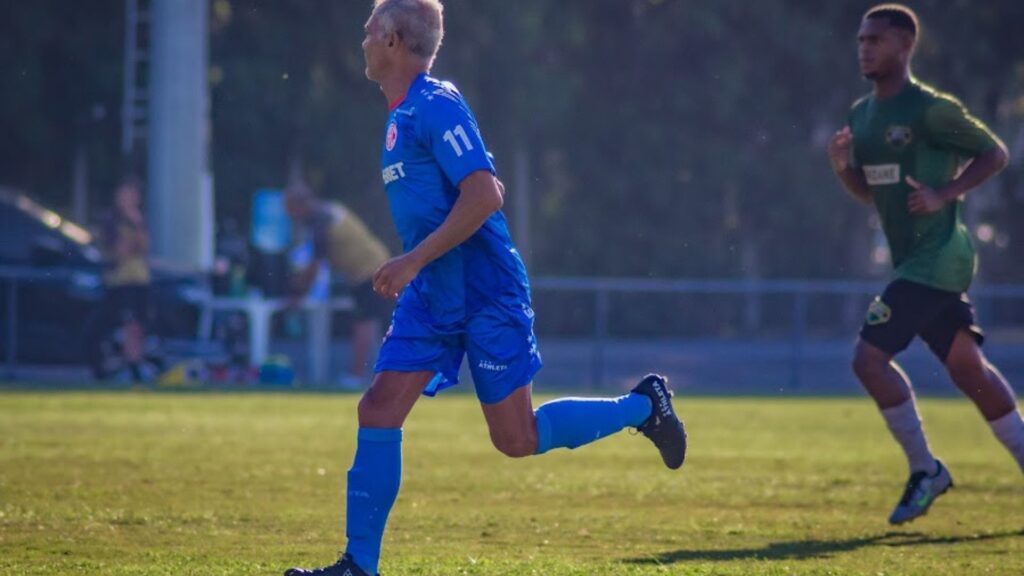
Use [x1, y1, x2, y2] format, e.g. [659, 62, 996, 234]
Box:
[374, 298, 542, 404]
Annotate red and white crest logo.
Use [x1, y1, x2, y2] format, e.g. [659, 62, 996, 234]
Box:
[385, 121, 398, 151]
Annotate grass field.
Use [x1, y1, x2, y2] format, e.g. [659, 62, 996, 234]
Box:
[0, 391, 1021, 576]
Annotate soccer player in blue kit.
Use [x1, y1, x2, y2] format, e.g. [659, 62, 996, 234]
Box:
[284, 2, 687, 575]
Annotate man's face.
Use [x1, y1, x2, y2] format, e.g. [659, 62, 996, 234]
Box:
[362, 15, 390, 82]
[857, 18, 911, 80]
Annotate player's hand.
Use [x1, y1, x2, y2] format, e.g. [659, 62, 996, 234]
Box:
[372, 253, 424, 300]
[905, 176, 947, 214]
[496, 178, 506, 200]
[827, 127, 853, 173]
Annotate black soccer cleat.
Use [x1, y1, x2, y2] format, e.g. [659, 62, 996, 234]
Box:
[631, 373, 687, 470]
[888, 459, 954, 525]
[284, 554, 374, 576]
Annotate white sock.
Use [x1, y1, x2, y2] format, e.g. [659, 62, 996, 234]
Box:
[988, 409, 1024, 473]
[881, 399, 938, 475]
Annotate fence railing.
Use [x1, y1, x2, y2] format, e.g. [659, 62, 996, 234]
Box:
[5, 266, 1024, 385]
[530, 276, 1024, 388]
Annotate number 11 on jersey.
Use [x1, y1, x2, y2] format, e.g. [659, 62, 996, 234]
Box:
[443, 124, 474, 157]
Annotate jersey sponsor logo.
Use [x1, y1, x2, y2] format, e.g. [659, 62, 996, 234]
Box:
[863, 164, 901, 186]
[885, 125, 913, 149]
[382, 161, 406, 184]
[385, 120, 398, 151]
[865, 297, 892, 326]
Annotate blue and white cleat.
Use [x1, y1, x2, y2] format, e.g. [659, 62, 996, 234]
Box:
[888, 459, 954, 525]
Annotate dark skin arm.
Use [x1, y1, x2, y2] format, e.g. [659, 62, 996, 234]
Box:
[827, 126, 873, 204]
[372, 170, 504, 299]
[905, 145, 1010, 214]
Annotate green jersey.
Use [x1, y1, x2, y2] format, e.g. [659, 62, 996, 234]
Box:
[848, 79, 1003, 293]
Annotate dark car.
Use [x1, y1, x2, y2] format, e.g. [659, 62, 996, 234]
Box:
[0, 188, 208, 377]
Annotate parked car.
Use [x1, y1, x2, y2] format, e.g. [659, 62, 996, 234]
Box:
[0, 188, 209, 377]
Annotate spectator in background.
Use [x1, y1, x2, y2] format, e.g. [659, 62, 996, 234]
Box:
[99, 175, 152, 381]
[284, 177, 393, 388]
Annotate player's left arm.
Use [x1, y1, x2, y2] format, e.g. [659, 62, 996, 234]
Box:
[373, 96, 502, 299]
[906, 99, 1010, 214]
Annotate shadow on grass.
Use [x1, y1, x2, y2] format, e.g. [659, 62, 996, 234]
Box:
[626, 529, 1024, 564]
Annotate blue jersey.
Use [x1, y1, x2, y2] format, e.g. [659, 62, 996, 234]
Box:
[380, 74, 530, 329]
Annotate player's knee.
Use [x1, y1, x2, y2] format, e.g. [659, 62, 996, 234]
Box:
[357, 390, 401, 428]
[491, 432, 537, 458]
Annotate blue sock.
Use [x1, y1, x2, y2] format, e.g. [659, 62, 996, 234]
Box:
[345, 427, 402, 575]
[534, 393, 652, 455]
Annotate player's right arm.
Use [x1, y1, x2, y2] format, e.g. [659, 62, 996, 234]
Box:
[828, 126, 872, 204]
[372, 91, 501, 299]
[373, 171, 502, 299]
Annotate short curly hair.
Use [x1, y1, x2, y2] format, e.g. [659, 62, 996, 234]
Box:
[864, 4, 919, 38]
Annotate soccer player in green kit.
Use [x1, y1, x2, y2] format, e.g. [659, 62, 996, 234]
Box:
[828, 4, 1024, 525]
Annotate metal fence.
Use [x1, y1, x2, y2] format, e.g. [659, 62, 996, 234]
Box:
[530, 276, 1024, 388]
[5, 266, 1024, 386]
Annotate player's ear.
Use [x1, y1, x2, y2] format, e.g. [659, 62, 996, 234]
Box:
[901, 30, 916, 52]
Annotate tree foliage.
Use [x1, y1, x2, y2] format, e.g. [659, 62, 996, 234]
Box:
[4, 0, 1023, 280]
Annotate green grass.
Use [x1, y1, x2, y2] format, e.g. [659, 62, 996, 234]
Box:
[0, 391, 1021, 576]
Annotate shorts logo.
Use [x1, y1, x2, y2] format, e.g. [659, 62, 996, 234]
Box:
[885, 125, 913, 149]
[477, 360, 508, 372]
[865, 298, 892, 326]
[385, 120, 398, 151]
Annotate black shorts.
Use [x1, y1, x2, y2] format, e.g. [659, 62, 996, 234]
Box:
[105, 284, 151, 326]
[859, 279, 983, 362]
[350, 280, 394, 322]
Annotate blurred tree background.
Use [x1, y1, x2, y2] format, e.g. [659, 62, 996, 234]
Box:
[3, 0, 1023, 282]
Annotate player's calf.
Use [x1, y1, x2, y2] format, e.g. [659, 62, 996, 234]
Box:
[490, 431, 537, 458]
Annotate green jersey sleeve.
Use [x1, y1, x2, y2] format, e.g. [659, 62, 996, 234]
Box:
[924, 97, 1002, 157]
